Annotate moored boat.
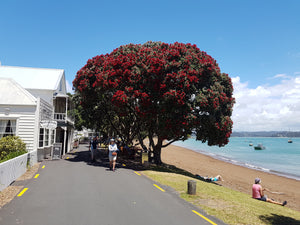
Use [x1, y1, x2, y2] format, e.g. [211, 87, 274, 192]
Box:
[254, 144, 265, 150]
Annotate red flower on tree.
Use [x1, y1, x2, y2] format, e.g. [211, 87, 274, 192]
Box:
[73, 41, 235, 164]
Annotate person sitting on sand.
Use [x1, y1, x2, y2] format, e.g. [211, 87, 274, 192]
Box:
[205, 174, 224, 182]
[196, 174, 224, 182]
[252, 178, 287, 206]
[208, 174, 223, 182]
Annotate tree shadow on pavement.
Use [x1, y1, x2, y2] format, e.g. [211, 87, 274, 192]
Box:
[65, 145, 109, 168]
[65, 144, 144, 171]
[66, 145, 220, 185]
[259, 213, 300, 225]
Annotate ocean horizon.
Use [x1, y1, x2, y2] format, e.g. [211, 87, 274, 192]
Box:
[172, 137, 300, 181]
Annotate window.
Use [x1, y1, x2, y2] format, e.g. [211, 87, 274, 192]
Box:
[39, 128, 55, 147]
[39, 128, 44, 147]
[0, 120, 16, 139]
[51, 129, 55, 144]
[45, 129, 49, 146]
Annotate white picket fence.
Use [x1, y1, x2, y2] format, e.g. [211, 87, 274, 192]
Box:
[0, 151, 37, 192]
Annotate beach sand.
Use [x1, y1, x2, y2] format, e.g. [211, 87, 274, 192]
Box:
[161, 144, 300, 211]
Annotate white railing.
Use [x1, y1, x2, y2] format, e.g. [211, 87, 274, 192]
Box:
[0, 153, 28, 191]
[54, 113, 66, 121]
[54, 113, 74, 124]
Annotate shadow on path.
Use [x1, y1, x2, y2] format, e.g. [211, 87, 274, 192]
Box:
[65, 144, 144, 172]
[65, 144, 221, 185]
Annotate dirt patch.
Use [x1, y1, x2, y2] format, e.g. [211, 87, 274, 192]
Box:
[0, 163, 40, 208]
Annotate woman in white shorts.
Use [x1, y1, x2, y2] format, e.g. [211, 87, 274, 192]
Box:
[108, 139, 118, 171]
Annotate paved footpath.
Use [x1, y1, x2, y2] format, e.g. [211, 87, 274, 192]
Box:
[0, 145, 226, 225]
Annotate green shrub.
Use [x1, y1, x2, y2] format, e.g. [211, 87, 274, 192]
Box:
[0, 136, 27, 162]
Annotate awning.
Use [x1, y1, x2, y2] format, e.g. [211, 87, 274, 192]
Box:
[56, 121, 74, 128]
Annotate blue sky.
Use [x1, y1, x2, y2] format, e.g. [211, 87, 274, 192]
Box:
[1, 0, 300, 131]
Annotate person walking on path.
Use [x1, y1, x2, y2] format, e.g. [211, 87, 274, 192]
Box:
[91, 136, 99, 162]
[252, 178, 287, 206]
[108, 139, 118, 171]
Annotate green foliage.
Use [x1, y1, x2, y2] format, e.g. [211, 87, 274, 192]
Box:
[71, 93, 97, 131]
[0, 136, 27, 162]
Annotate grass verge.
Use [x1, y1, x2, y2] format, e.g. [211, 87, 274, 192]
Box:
[142, 169, 300, 225]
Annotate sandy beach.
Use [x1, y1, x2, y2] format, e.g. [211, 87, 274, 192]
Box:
[161, 144, 300, 211]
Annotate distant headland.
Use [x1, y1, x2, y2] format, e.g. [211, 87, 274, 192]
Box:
[232, 131, 300, 137]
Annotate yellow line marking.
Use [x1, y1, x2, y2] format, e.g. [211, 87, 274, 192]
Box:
[34, 174, 39, 179]
[17, 188, 28, 197]
[42, 165, 45, 169]
[134, 171, 141, 176]
[153, 184, 165, 192]
[192, 210, 218, 225]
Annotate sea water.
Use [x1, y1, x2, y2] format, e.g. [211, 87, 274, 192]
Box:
[172, 137, 300, 181]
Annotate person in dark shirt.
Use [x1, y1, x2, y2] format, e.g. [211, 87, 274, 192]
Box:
[91, 136, 99, 162]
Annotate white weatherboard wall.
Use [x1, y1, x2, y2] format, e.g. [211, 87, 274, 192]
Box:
[0, 153, 28, 191]
[0, 105, 37, 152]
[0, 78, 38, 152]
[0, 79, 53, 153]
[15, 107, 36, 152]
[18, 114, 36, 152]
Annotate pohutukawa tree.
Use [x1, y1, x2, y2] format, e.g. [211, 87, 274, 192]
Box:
[73, 41, 235, 165]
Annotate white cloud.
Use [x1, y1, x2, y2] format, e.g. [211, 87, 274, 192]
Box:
[273, 74, 288, 79]
[231, 74, 300, 131]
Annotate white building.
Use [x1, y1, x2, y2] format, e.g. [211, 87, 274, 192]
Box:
[0, 66, 74, 162]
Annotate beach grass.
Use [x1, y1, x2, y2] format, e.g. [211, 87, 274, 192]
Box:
[143, 169, 300, 225]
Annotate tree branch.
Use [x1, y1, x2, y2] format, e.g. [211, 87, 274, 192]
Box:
[161, 137, 185, 148]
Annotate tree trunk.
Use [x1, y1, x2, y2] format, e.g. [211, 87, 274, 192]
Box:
[153, 139, 163, 165]
[148, 150, 153, 163]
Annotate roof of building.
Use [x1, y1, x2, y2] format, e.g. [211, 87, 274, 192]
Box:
[0, 78, 37, 105]
[0, 66, 65, 90]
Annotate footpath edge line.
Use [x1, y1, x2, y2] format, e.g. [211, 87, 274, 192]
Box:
[192, 210, 218, 225]
[17, 188, 28, 197]
[153, 184, 165, 192]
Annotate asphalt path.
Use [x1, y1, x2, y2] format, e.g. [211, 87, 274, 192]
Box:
[0, 145, 225, 225]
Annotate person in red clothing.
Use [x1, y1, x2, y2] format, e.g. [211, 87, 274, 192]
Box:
[252, 178, 287, 206]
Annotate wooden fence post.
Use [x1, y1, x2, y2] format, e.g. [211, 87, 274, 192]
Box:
[187, 180, 197, 195]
